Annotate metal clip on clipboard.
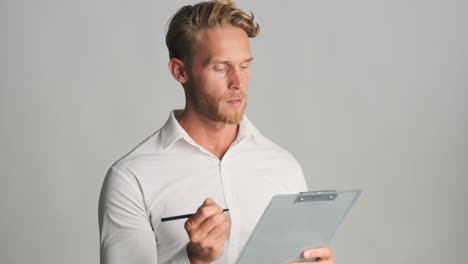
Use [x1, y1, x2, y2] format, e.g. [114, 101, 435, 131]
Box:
[294, 190, 338, 203]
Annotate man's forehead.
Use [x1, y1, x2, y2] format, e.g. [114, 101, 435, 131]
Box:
[192, 26, 252, 62]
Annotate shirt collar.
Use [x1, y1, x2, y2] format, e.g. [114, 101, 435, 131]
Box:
[161, 109, 260, 150]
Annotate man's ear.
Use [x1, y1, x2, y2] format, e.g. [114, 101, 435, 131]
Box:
[168, 58, 189, 84]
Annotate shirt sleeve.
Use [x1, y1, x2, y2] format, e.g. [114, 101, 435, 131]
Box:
[98, 166, 191, 264]
[296, 163, 309, 192]
[285, 152, 309, 193]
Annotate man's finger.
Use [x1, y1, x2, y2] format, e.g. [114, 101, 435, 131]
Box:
[290, 261, 332, 264]
[303, 248, 333, 259]
[197, 211, 227, 236]
[203, 197, 215, 206]
[206, 218, 230, 240]
[190, 198, 223, 226]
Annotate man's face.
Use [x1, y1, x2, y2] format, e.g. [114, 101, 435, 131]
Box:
[185, 26, 252, 124]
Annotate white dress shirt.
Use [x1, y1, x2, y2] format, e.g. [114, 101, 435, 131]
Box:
[98, 110, 308, 264]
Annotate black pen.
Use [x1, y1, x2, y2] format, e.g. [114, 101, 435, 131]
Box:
[161, 209, 230, 222]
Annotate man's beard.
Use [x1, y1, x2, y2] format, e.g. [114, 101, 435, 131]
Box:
[188, 87, 247, 125]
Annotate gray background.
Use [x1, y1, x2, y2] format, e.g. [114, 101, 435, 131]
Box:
[1, 0, 467, 263]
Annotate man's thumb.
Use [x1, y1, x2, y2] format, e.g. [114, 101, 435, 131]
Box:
[203, 197, 215, 206]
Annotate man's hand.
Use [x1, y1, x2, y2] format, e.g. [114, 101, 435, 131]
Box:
[184, 198, 231, 264]
[290, 248, 334, 264]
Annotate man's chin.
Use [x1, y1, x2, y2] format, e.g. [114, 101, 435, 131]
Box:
[223, 116, 243, 125]
[198, 102, 246, 124]
[206, 110, 242, 124]
[220, 107, 246, 124]
[212, 112, 243, 124]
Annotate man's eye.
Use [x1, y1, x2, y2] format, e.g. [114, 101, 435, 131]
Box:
[214, 65, 227, 72]
[240, 63, 250, 69]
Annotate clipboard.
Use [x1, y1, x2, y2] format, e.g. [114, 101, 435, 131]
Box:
[235, 189, 362, 264]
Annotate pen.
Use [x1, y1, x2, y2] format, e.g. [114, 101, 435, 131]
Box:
[161, 209, 230, 222]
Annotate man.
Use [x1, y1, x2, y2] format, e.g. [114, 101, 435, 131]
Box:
[98, 1, 335, 263]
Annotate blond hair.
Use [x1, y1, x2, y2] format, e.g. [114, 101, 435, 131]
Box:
[166, 0, 260, 67]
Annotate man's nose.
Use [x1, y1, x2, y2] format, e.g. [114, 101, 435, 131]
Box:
[228, 68, 243, 90]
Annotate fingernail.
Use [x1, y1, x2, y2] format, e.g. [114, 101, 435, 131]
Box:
[304, 251, 310, 258]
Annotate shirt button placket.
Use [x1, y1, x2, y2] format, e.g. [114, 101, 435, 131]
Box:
[219, 158, 239, 264]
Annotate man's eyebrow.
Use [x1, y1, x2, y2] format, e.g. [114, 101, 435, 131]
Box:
[242, 57, 254, 63]
[205, 57, 254, 65]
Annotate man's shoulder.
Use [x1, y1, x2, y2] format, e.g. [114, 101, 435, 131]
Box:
[247, 132, 307, 192]
[251, 132, 301, 166]
[243, 118, 297, 161]
[110, 129, 164, 172]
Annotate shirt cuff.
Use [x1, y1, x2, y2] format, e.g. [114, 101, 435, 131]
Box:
[162, 245, 191, 264]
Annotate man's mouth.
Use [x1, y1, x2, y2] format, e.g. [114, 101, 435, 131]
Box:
[226, 98, 243, 105]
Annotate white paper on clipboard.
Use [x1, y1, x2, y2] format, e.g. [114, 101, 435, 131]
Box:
[235, 189, 362, 264]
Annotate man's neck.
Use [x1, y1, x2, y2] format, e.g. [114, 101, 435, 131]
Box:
[175, 109, 239, 160]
